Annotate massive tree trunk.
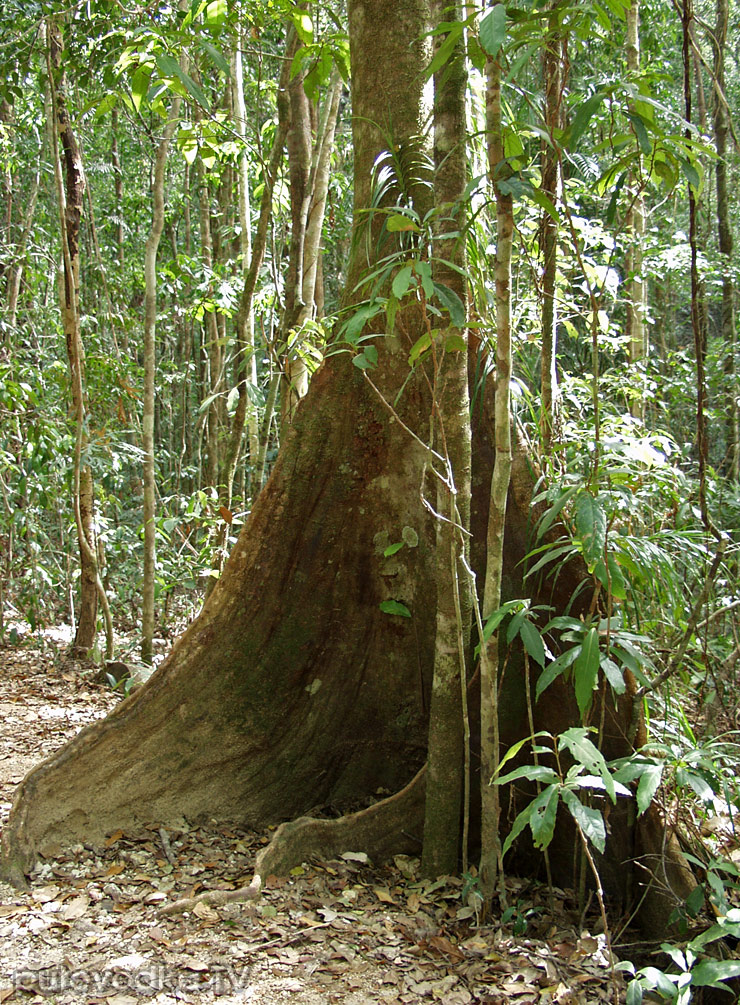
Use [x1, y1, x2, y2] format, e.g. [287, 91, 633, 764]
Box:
[1, 0, 438, 885]
[2, 3, 691, 931]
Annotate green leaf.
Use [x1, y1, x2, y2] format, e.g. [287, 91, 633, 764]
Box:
[379, 600, 411, 618]
[415, 260, 434, 298]
[199, 39, 230, 76]
[529, 784, 559, 850]
[409, 331, 432, 366]
[625, 111, 652, 156]
[562, 789, 606, 853]
[434, 283, 466, 327]
[690, 959, 740, 988]
[502, 800, 534, 857]
[559, 728, 614, 804]
[293, 11, 313, 43]
[156, 53, 210, 110]
[625, 978, 644, 1005]
[519, 620, 546, 668]
[392, 265, 414, 299]
[496, 733, 548, 776]
[574, 627, 600, 718]
[482, 599, 525, 643]
[205, 0, 227, 24]
[495, 764, 560, 787]
[479, 3, 507, 60]
[444, 334, 467, 352]
[387, 213, 420, 233]
[576, 491, 606, 566]
[536, 644, 581, 701]
[426, 24, 463, 79]
[528, 185, 561, 224]
[600, 656, 626, 695]
[383, 542, 404, 556]
[636, 762, 662, 815]
[130, 65, 152, 112]
[569, 92, 605, 147]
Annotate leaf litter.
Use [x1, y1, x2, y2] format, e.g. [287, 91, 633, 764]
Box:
[0, 636, 626, 1003]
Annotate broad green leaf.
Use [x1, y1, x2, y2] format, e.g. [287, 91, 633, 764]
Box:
[156, 54, 210, 110]
[626, 111, 652, 156]
[536, 644, 580, 701]
[131, 66, 151, 112]
[293, 11, 313, 43]
[415, 260, 434, 298]
[600, 656, 626, 695]
[199, 40, 230, 76]
[689, 959, 740, 988]
[625, 978, 643, 1005]
[569, 92, 605, 147]
[680, 156, 702, 194]
[636, 762, 662, 815]
[387, 213, 420, 233]
[528, 185, 561, 223]
[434, 283, 466, 327]
[574, 627, 600, 718]
[519, 620, 545, 667]
[205, 0, 227, 24]
[535, 486, 577, 540]
[342, 303, 380, 342]
[529, 784, 559, 850]
[481, 599, 525, 643]
[576, 492, 606, 566]
[495, 764, 559, 787]
[392, 265, 414, 300]
[559, 727, 614, 801]
[562, 789, 606, 853]
[507, 611, 525, 645]
[409, 331, 432, 366]
[379, 600, 411, 618]
[425, 24, 463, 79]
[479, 3, 507, 60]
[495, 733, 548, 776]
[384, 542, 404, 556]
[502, 801, 534, 856]
[444, 334, 467, 352]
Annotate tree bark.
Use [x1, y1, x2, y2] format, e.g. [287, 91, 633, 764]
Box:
[421, 0, 471, 878]
[47, 17, 101, 658]
[1, 0, 440, 886]
[711, 0, 738, 478]
[479, 33, 513, 909]
[625, 0, 647, 420]
[142, 89, 182, 664]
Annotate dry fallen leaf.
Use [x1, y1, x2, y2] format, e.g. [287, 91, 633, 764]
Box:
[374, 888, 396, 905]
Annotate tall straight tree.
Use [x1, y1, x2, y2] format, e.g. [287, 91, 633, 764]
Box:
[47, 17, 104, 658]
[625, 0, 647, 419]
[142, 80, 183, 664]
[711, 0, 737, 478]
[422, 0, 471, 877]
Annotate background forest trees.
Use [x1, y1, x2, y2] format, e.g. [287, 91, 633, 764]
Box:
[2, 0, 740, 984]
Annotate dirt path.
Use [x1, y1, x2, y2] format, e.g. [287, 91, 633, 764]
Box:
[0, 637, 619, 1004]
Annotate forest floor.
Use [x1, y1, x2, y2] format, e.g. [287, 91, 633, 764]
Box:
[0, 632, 627, 1005]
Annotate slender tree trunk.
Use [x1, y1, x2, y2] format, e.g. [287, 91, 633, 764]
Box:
[625, 0, 647, 420]
[222, 34, 259, 498]
[422, 0, 471, 878]
[480, 22, 513, 909]
[279, 55, 312, 432]
[142, 91, 182, 664]
[47, 18, 101, 658]
[7, 162, 40, 329]
[540, 2, 561, 450]
[711, 0, 738, 478]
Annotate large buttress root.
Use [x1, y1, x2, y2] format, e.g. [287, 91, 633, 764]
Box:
[159, 767, 427, 916]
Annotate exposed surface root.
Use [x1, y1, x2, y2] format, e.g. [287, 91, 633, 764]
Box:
[159, 766, 426, 917]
